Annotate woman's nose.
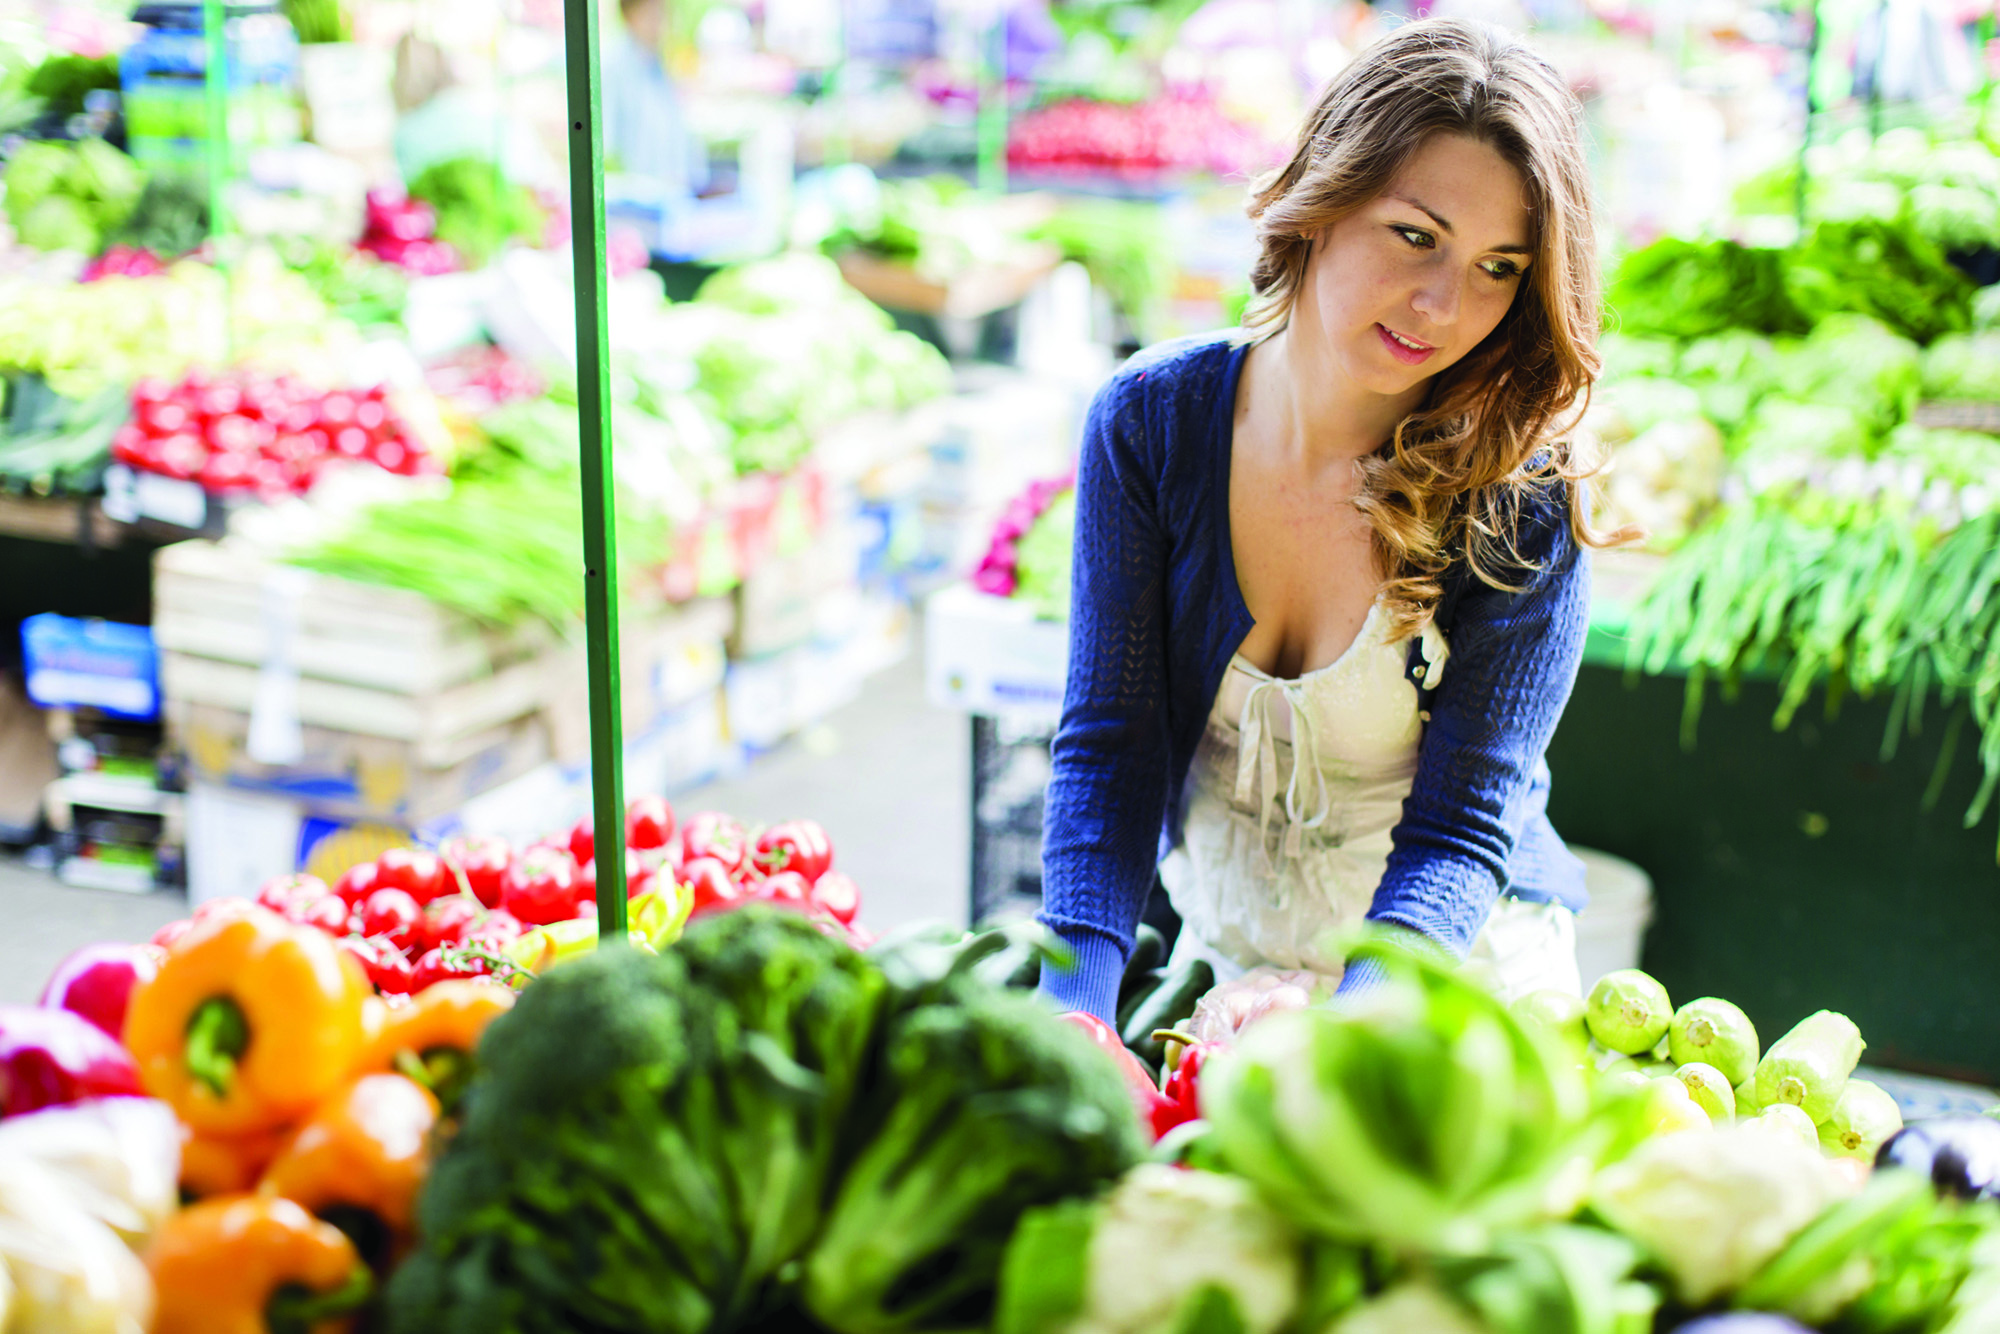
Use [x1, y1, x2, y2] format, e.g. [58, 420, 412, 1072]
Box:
[1410, 270, 1463, 327]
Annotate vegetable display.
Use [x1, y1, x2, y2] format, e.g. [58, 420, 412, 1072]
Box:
[1598, 201, 2000, 849]
[385, 907, 1143, 1333]
[972, 471, 1075, 612]
[114, 369, 438, 496]
[2, 136, 143, 255]
[1006, 91, 1281, 178]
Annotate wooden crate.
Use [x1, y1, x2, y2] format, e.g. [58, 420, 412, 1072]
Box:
[834, 243, 1064, 322]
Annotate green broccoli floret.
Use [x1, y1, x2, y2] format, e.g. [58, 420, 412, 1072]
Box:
[388, 911, 884, 1334]
[802, 979, 1145, 1333]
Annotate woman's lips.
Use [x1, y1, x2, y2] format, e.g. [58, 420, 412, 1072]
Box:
[1376, 323, 1438, 365]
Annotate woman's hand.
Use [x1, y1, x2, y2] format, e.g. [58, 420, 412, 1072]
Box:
[1185, 968, 1331, 1045]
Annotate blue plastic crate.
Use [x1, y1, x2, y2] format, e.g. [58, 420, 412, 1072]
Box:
[21, 615, 161, 721]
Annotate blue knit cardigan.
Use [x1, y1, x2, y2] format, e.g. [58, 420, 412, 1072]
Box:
[1037, 332, 1592, 1023]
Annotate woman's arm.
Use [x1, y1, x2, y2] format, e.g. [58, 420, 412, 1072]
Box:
[1363, 490, 1591, 971]
[1036, 373, 1175, 1024]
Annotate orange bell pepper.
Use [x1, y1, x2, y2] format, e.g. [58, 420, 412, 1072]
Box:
[360, 979, 514, 1113]
[260, 1073, 439, 1266]
[182, 1124, 289, 1198]
[125, 907, 370, 1135]
[149, 1193, 372, 1334]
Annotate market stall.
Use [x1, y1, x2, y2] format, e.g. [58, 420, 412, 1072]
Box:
[7, 0, 2000, 1324]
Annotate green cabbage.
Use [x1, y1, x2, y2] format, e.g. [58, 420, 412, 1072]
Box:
[1921, 333, 2000, 401]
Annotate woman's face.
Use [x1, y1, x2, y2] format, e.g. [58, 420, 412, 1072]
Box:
[1296, 133, 1536, 402]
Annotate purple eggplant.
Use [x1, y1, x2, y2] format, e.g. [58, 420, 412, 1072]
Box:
[1875, 1115, 2000, 1201]
[0, 1005, 144, 1117]
[1672, 1317, 1816, 1334]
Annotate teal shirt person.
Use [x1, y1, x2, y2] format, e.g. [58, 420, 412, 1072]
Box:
[391, 34, 555, 188]
[604, 0, 708, 206]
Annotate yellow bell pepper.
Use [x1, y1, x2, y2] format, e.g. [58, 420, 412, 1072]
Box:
[125, 908, 370, 1135]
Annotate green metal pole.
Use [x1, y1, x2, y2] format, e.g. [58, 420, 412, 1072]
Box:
[562, 0, 628, 943]
[975, 10, 1007, 193]
[202, 0, 228, 237]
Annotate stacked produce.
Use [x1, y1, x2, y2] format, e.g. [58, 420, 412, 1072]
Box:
[0, 247, 364, 400]
[675, 253, 953, 477]
[996, 934, 2000, 1334]
[0, 794, 876, 1328]
[1596, 194, 2000, 845]
[1006, 91, 1281, 178]
[972, 470, 1075, 617]
[2, 136, 142, 256]
[385, 909, 1142, 1333]
[112, 369, 439, 496]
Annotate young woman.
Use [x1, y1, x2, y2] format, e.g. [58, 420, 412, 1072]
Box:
[1036, 18, 1624, 1026]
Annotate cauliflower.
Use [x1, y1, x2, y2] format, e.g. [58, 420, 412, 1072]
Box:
[998, 1165, 1306, 1334]
[1590, 1124, 1849, 1306]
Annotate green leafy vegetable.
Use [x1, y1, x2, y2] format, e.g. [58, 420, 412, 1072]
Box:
[407, 157, 546, 268]
[3, 138, 143, 254]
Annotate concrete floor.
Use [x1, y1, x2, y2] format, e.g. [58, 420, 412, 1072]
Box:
[0, 645, 971, 1003]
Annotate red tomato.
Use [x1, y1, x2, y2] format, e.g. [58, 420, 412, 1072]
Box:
[500, 847, 578, 926]
[463, 908, 524, 949]
[375, 848, 448, 906]
[283, 893, 350, 935]
[438, 835, 511, 908]
[681, 857, 741, 919]
[625, 796, 676, 851]
[254, 873, 329, 915]
[755, 871, 814, 912]
[568, 816, 595, 868]
[332, 861, 381, 909]
[809, 871, 861, 925]
[753, 820, 832, 882]
[420, 896, 486, 951]
[578, 850, 650, 905]
[680, 812, 748, 879]
[338, 935, 415, 995]
[358, 888, 424, 953]
[410, 944, 518, 992]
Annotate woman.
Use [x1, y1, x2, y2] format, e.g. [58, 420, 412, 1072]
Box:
[1036, 18, 1625, 1027]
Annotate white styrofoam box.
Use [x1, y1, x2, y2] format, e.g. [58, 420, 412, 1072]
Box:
[724, 650, 803, 752]
[921, 369, 1081, 513]
[1571, 846, 1656, 992]
[924, 582, 1067, 725]
[186, 783, 306, 905]
[657, 691, 738, 795]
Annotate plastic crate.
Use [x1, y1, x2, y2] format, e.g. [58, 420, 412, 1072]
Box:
[21, 615, 161, 722]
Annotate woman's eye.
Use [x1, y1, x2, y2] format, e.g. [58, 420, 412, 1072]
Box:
[1483, 260, 1524, 280]
[1392, 226, 1434, 250]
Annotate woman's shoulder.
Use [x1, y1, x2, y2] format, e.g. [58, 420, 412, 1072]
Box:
[1094, 330, 1242, 414]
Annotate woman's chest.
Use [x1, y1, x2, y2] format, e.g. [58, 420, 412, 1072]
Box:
[1226, 441, 1384, 680]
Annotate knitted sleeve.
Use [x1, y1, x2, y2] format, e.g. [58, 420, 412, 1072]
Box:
[1035, 371, 1174, 1023]
[1369, 489, 1591, 955]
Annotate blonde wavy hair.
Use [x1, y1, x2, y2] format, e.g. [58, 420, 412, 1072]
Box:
[1244, 18, 1624, 640]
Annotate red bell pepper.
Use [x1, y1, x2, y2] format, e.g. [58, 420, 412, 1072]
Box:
[38, 941, 165, 1041]
[1149, 1028, 1220, 1139]
[1056, 1011, 1174, 1136]
[0, 1005, 145, 1114]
